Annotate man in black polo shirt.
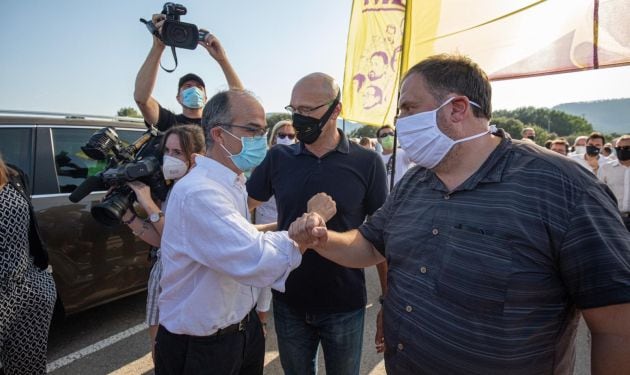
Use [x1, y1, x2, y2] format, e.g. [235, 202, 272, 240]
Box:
[134, 14, 243, 131]
[247, 73, 388, 375]
[289, 55, 630, 374]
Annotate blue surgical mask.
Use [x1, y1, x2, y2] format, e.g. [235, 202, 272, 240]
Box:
[181, 87, 205, 109]
[220, 129, 268, 171]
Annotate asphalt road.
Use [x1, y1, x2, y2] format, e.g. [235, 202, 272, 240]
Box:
[46, 267, 590, 374]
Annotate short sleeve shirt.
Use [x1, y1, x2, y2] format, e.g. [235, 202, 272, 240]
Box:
[359, 136, 630, 374]
[247, 130, 388, 313]
[147, 105, 201, 131]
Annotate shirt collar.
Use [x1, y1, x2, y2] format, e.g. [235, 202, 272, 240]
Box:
[293, 129, 350, 156]
[194, 154, 245, 187]
[418, 131, 510, 191]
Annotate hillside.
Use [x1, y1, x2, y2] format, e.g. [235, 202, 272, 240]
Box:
[554, 98, 630, 135]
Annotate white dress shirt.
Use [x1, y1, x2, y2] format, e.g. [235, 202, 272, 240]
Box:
[569, 153, 609, 175]
[599, 159, 630, 213]
[159, 155, 302, 336]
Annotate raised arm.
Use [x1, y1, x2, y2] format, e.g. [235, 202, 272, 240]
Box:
[134, 14, 166, 126]
[198, 33, 244, 90]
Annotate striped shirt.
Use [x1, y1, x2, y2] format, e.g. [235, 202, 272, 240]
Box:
[359, 136, 630, 374]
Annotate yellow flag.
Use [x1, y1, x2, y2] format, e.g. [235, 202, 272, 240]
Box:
[341, 0, 406, 127]
[402, 0, 630, 80]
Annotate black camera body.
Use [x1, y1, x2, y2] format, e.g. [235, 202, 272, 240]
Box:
[69, 126, 168, 227]
[160, 2, 207, 50]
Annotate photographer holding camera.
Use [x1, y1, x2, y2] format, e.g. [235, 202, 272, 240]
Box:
[135, 12, 243, 131]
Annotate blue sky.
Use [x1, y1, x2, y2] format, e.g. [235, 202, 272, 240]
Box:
[2, 1, 629, 118]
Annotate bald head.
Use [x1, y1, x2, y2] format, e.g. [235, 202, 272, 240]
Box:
[292, 73, 339, 103]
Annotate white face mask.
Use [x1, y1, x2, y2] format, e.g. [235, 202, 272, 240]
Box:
[276, 136, 295, 145]
[395, 97, 490, 169]
[162, 155, 188, 180]
[574, 145, 586, 155]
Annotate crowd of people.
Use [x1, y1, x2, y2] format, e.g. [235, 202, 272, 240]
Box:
[1, 12, 629, 375]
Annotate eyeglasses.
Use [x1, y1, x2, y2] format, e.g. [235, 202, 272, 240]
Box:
[220, 123, 267, 137]
[277, 133, 296, 140]
[285, 99, 335, 115]
[378, 132, 394, 138]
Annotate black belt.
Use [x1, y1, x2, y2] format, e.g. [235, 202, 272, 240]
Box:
[210, 311, 252, 337]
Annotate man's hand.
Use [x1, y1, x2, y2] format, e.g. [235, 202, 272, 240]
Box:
[288, 212, 328, 251]
[150, 14, 166, 48]
[307, 193, 336, 222]
[375, 307, 385, 353]
[199, 32, 228, 63]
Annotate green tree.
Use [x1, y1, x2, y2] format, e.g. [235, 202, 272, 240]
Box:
[491, 117, 524, 139]
[117, 107, 142, 118]
[266, 112, 291, 128]
[493, 107, 593, 136]
[349, 125, 378, 139]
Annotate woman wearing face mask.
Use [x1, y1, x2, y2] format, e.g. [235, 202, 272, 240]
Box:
[120, 124, 205, 361]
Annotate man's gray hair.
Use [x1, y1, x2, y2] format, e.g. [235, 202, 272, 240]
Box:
[201, 90, 234, 149]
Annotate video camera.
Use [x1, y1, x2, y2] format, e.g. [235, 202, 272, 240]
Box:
[69, 126, 169, 227]
[141, 3, 208, 50]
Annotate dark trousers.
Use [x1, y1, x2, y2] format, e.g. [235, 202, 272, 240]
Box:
[154, 310, 264, 375]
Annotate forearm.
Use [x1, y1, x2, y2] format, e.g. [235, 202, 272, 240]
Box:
[134, 43, 164, 124]
[314, 230, 384, 268]
[376, 261, 388, 295]
[217, 59, 244, 90]
[125, 216, 161, 247]
[591, 333, 630, 374]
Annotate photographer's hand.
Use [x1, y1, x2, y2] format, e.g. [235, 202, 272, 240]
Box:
[151, 14, 166, 48]
[127, 181, 159, 214]
[199, 32, 244, 90]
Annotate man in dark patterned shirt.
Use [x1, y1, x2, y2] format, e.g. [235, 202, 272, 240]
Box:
[288, 54, 630, 374]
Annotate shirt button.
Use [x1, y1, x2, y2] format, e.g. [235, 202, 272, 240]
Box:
[420, 266, 427, 274]
[444, 194, 450, 200]
[432, 228, 439, 235]
[405, 305, 413, 312]
[397, 343, 404, 351]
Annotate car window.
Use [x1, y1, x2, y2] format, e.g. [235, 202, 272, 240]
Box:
[51, 128, 147, 194]
[0, 127, 33, 178]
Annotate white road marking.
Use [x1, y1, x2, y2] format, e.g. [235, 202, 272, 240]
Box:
[47, 323, 148, 373]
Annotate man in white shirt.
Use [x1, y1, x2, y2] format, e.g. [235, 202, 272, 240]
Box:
[155, 90, 329, 375]
[569, 132, 609, 175]
[376, 125, 415, 188]
[599, 134, 630, 230]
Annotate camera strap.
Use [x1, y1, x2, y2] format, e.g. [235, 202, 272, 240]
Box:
[139, 18, 179, 73]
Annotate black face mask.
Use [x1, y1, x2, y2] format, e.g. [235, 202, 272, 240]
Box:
[527, 135, 535, 140]
[586, 145, 601, 156]
[616, 147, 630, 161]
[292, 91, 340, 145]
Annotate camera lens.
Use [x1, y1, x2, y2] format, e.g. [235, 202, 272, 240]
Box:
[169, 25, 189, 44]
[91, 190, 132, 227]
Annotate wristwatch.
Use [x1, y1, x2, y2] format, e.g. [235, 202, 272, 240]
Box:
[148, 211, 164, 223]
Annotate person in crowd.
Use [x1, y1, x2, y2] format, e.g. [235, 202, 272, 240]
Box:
[154, 89, 334, 375]
[568, 135, 588, 156]
[599, 134, 630, 230]
[135, 14, 243, 131]
[550, 138, 569, 156]
[247, 73, 388, 375]
[359, 136, 374, 150]
[376, 124, 415, 188]
[288, 54, 630, 374]
[602, 142, 615, 158]
[252, 119, 297, 334]
[118, 125, 205, 361]
[521, 127, 535, 141]
[544, 139, 553, 149]
[569, 131, 610, 174]
[0, 155, 57, 374]
[255, 120, 296, 226]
